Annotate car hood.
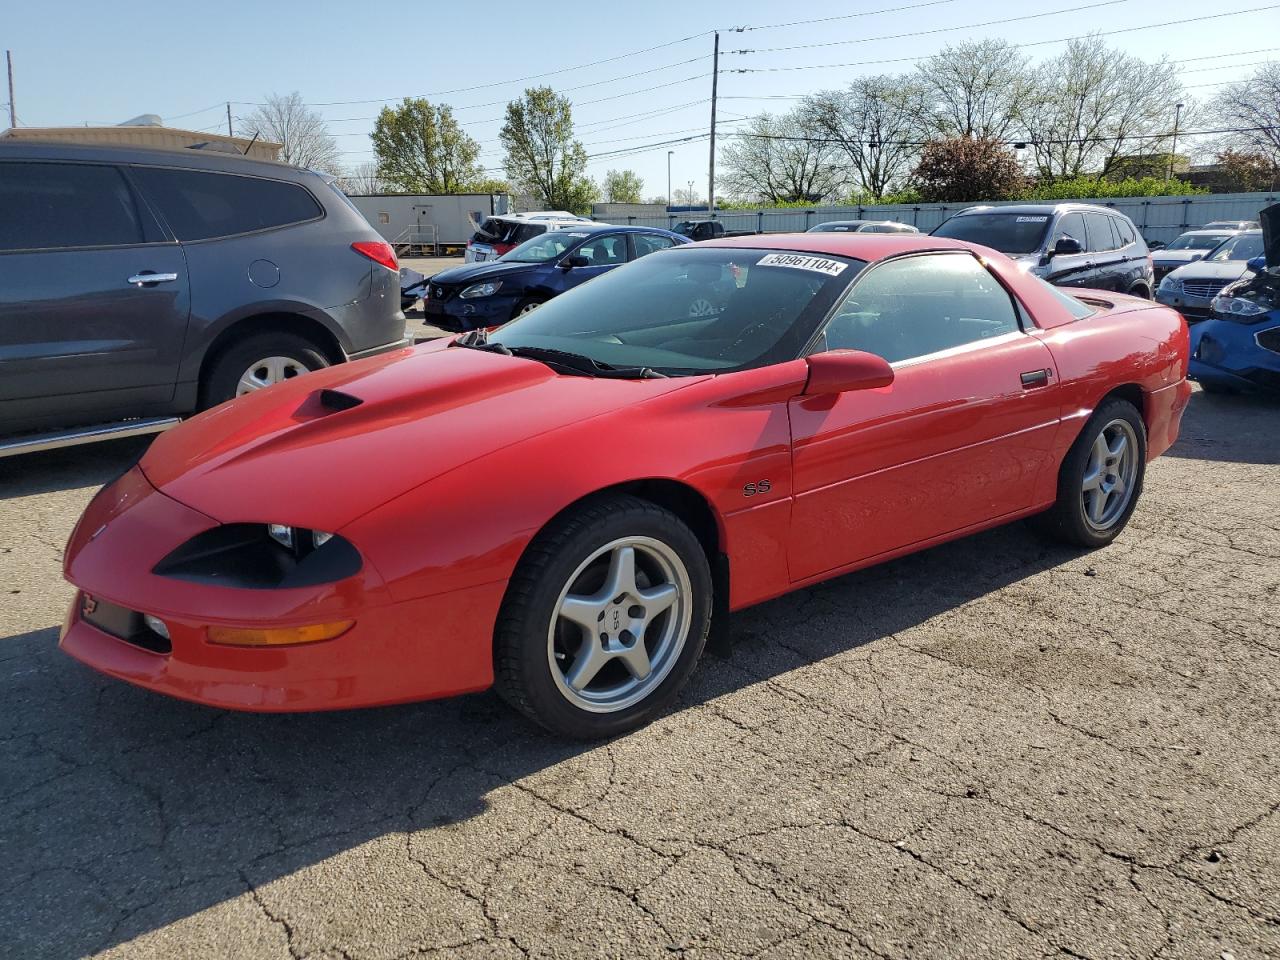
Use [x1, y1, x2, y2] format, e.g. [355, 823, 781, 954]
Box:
[430, 260, 542, 286]
[1154, 250, 1207, 266]
[139, 342, 699, 531]
[1166, 260, 1251, 282]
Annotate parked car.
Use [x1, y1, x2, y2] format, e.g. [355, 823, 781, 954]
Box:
[465, 211, 594, 263]
[1156, 231, 1264, 320]
[931, 203, 1154, 297]
[1188, 205, 1280, 394]
[1150, 228, 1244, 283]
[807, 220, 919, 234]
[1202, 220, 1260, 231]
[61, 233, 1190, 738]
[423, 225, 690, 331]
[672, 220, 759, 242]
[400, 266, 427, 310]
[0, 142, 407, 455]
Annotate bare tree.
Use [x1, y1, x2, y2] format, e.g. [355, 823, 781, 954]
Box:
[338, 162, 389, 196]
[672, 186, 701, 205]
[915, 39, 1033, 141]
[1020, 37, 1185, 181]
[802, 76, 928, 199]
[1211, 61, 1280, 167]
[720, 111, 846, 203]
[240, 92, 341, 174]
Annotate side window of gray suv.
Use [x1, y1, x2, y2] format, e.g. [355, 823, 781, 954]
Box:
[130, 167, 323, 242]
[0, 162, 146, 251]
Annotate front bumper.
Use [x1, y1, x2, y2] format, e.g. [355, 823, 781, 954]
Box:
[59, 466, 503, 711]
[1156, 289, 1213, 320]
[423, 294, 518, 332]
[1188, 317, 1280, 394]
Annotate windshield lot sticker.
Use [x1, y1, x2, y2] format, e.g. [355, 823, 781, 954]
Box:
[756, 253, 848, 276]
[1016, 216, 1049, 222]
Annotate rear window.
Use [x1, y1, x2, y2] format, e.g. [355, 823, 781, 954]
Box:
[1165, 233, 1232, 251]
[131, 167, 323, 241]
[0, 161, 145, 251]
[932, 213, 1051, 255]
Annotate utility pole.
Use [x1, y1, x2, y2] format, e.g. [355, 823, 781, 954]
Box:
[226, 102, 233, 137]
[707, 31, 719, 216]
[6, 51, 15, 129]
[667, 150, 674, 209]
[1168, 102, 1184, 181]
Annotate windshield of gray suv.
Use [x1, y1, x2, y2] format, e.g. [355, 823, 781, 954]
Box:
[487, 247, 862, 374]
[1205, 233, 1264, 262]
[931, 213, 1050, 254]
[501, 229, 591, 263]
[1165, 233, 1232, 251]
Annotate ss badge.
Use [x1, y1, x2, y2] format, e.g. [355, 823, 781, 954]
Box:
[742, 479, 772, 498]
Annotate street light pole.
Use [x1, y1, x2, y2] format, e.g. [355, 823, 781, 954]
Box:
[1168, 102, 1184, 181]
[667, 150, 674, 209]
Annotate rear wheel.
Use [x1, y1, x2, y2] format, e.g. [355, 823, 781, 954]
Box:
[201, 331, 330, 409]
[1034, 398, 1146, 548]
[494, 495, 712, 739]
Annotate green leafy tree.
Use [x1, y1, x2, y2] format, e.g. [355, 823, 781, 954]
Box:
[602, 169, 644, 203]
[913, 137, 1025, 202]
[372, 98, 483, 193]
[500, 87, 597, 214]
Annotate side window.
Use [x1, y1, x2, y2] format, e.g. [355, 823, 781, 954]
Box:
[0, 162, 145, 251]
[1085, 213, 1118, 252]
[576, 234, 627, 265]
[816, 254, 1020, 364]
[1053, 213, 1087, 251]
[130, 167, 322, 241]
[512, 223, 545, 244]
[1114, 217, 1136, 246]
[632, 233, 677, 259]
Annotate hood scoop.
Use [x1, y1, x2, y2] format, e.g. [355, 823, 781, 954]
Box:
[318, 389, 363, 412]
[291, 388, 364, 421]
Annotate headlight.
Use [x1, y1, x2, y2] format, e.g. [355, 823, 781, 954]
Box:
[1210, 295, 1268, 322]
[153, 524, 361, 589]
[1158, 274, 1180, 292]
[460, 280, 502, 299]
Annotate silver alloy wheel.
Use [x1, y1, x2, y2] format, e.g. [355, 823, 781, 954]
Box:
[1081, 418, 1139, 531]
[547, 536, 692, 714]
[235, 356, 310, 396]
[687, 297, 718, 318]
[517, 301, 541, 316]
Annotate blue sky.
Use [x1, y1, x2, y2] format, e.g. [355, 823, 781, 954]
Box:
[3, 0, 1274, 197]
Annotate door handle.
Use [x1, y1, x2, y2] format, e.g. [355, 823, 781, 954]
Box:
[1020, 368, 1051, 388]
[127, 272, 178, 286]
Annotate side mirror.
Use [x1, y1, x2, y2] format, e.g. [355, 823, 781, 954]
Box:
[1053, 235, 1083, 256]
[1148, 241, 1166, 251]
[560, 255, 589, 270]
[1189, 253, 1204, 262]
[803, 350, 894, 396]
[1246, 255, 1267, 273]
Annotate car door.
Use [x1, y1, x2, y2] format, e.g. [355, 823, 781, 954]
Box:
[629, 232, 679, 261]
[0, 160, 190, 431]
[561, 233, 629, 290]
[788, 252, 1062, 582]
[1043, 212, 1097, 289]
[1084, 212, 1124, 291]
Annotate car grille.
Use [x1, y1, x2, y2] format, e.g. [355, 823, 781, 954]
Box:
[1181, 280, 1230, 300]
[1154, 266, 1173, 282]
[1257, 327, 1280, 355]
[432, 284, 456, 302]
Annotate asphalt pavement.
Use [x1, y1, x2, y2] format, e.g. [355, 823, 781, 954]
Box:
[2, 386, 1278, 959]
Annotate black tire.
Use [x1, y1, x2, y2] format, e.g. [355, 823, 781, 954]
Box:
[200, 331, 330, 409]
[510, 298, 546, 322]
[1128, 283, 1152, 300]
[1033, 398, 1147, 548]
[494, 495, 713, 739]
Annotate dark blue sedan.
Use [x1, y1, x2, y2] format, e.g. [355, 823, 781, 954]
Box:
[418, 225, 690, 331]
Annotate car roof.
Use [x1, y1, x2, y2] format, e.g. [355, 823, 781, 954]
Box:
[953, 202, 1127, 217]
[1179, 228, 1241, 235]
[701, 232, 988, 261]
[0, 138, 312, 180]
[547, 224, 681, 236]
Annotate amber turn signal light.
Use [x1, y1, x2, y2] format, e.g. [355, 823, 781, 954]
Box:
[207, 620, 354, 647]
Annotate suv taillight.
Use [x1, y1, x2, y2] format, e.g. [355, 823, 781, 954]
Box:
[351, 241, 398, 272]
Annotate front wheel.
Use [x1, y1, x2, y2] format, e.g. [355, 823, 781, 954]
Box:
[494, 495, 712, 739]
[200, 331, 329, 409]
[1034, 398, 1147, 548]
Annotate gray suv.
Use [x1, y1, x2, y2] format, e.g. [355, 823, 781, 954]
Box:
[0, 142, 407, 448]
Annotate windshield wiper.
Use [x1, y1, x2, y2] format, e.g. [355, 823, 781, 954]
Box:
[450, 332, 665, 378]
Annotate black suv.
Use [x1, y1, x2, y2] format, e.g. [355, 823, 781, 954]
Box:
[0, 142, 407, 452]
[932, 203, 1154, 298]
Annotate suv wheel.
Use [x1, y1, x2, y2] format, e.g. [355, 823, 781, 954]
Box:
[201, 331, 330, 409]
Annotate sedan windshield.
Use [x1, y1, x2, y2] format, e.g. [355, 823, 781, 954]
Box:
[1204, 233, 1264, 262]
[931, 213, 1050, 254]
[1165, 233, 1232, 251]
[502, 230, 593, 263]
[489, 247, 861, 374]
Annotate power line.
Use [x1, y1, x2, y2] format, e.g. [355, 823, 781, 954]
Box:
[734, 0, 960, 32]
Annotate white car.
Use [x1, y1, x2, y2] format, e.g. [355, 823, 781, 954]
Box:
[466, 211, 596, 263]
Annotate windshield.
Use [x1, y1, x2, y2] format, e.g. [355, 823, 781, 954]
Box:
[489, 247, 862, 374]
[1165, 233, 1232, 251]
[809, 222, 863, 232]
[501, 229, 592, 263]
[1204, 233, 1264, 262]
[932, 213, 1050, 254]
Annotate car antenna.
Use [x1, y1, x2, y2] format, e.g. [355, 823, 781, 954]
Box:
[241, 133, 260, 156]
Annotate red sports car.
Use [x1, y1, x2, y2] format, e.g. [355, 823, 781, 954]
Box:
[61, 235, 1190, 738]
